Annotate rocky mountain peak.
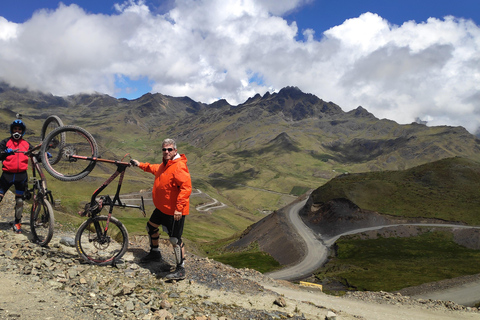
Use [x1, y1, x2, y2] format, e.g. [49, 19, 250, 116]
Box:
[347, 106, 376, 118]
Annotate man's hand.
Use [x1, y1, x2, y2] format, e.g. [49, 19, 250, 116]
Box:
[130, 159, 140, 167]
[174, 210, 182, 221]
[5, 148, 13, 154]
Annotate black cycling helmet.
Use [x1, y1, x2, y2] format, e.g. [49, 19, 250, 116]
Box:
[10, 119, 26, 138]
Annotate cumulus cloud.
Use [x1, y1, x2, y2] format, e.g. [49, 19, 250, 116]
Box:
[0, 0, 479, 132]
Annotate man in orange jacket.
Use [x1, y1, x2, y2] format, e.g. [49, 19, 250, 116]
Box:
[131, 138, 192, 280]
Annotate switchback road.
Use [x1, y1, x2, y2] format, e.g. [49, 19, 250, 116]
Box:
[266, 199, 480, 306]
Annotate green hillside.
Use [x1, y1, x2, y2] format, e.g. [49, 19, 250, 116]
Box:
[309, 156, 480, 225]
[305, 157, 480, 294]
[2, 83, 480, 257]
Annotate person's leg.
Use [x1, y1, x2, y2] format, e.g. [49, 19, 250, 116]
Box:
[166, 216, 186, 280]
[12, 172, 27, 233]
[147, 220, 161, 250]
[170, 237, 185, 267]
[140, 209, 164, 264]
[0, 172, 11, 204]
[0, 172, 18, 231]
[14, 195, 23, 222]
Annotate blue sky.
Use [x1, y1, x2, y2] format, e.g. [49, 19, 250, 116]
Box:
[3, 1, 479, 30]
[1, 1, 480, 132]
[288, 0, 479, 37]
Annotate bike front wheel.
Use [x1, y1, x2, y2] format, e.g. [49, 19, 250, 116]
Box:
[30, 197, 55, 247]
[40, 125, 98, 181]
[75, 216, 129, 266]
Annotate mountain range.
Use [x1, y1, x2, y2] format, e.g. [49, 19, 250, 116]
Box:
[1, 81, 480, 233]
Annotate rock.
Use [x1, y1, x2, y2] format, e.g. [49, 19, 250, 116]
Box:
[60, 236, 75, 247]
[152, 309, 173, 320]
[326, 311, 337, 320]
[274, 296, 287, 307]
[160, 300, 172, 309]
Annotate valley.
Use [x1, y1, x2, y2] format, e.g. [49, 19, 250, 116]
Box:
[1, 83, 480, 310]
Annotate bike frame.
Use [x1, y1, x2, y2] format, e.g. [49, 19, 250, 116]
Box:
[76, 155, 146, 228]
[23, 145, 54, 204]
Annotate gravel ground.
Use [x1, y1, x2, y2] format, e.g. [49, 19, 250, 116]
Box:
[1, 191, 480, 320]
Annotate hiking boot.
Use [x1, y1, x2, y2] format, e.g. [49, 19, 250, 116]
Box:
[139, 250, 162, 264]
[13, 223, 22, 234]
[165, 266, 185, 281]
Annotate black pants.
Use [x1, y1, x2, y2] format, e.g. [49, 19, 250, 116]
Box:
[149, 208, 185, 242]
[0, 171, 28, 197]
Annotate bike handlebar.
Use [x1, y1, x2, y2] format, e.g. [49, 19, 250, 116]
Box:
[3, 143, 42, 157]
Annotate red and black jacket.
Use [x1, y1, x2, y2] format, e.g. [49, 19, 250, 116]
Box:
[0, 137, 33, 173]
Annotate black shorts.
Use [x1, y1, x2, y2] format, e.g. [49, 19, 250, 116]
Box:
[149, 208, 185, 241]
[0, 171, 28, 196]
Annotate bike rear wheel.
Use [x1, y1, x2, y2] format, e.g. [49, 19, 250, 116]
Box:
[41, 115, 64, 140]
[30, 197, 55, 247]
[40, 115, 65, 165]
[75, 215, 129, 266]
[40, 125, 98, 181]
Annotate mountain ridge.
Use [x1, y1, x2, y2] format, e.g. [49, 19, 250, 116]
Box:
[1, 80, 480, 225]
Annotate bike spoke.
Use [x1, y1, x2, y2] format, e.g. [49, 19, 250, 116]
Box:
[41, 126, 98, 181]
[30, 199, 54, 247]
[76, 216, 128, 265]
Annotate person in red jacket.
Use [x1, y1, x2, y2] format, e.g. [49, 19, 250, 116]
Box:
[0, 119, 33, 233]
[131, 138, 192, 280]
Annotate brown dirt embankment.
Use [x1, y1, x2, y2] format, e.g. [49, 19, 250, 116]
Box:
[227, 198, 307, 266]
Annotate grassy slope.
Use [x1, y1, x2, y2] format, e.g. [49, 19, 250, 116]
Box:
[4, 91, 480, 287]
[21, 118, 480, 284]
[311, 157, 480, 292]
[319, 230, 480, 293]
[311, 157, 480, 225]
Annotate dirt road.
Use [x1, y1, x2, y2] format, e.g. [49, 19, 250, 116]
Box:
[266, 196, 480, 307]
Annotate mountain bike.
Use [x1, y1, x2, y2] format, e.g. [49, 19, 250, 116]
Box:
[39, 125, 146, 265]
[21, 144, 56, 246]
[4, 115, 65, 246]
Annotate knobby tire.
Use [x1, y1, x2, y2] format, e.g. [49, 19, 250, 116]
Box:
[75, 216, 129, 266]
[40, 125, 98, 181]
[40, 115, 64, 140]
[40, 115, 65, 165]
[30, 197, 55, 247]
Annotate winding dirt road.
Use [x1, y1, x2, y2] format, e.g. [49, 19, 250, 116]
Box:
[266, 199, 480, 306]
[265, 198, 325, 280]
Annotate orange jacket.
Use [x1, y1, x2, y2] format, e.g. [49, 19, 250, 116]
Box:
[139, 154, 192, 216]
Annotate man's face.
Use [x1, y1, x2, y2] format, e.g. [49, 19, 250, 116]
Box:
[12, 126, 23, 133]
[12, 126, 23, 139]
[162, 144, 177, 161]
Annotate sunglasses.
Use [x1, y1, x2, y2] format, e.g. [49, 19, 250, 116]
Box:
[162, 148, 174, 152]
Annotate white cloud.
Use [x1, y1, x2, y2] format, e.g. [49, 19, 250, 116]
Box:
[0, 1, 479, 132]
[0, 17, 18, 40]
